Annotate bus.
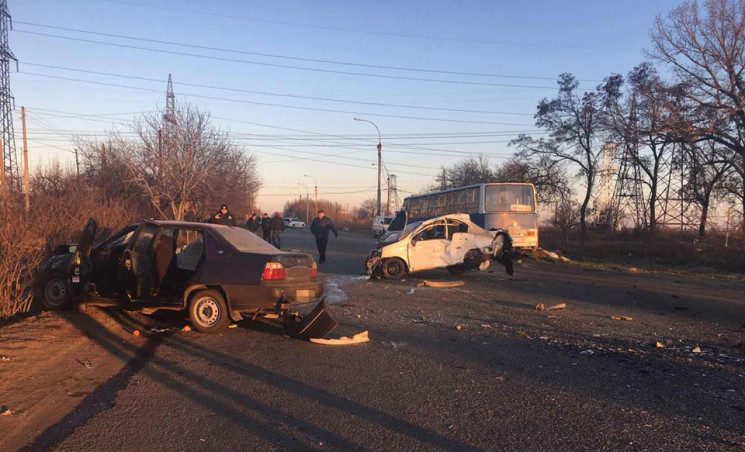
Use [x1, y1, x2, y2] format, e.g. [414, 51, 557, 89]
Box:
[401, 183, 538, 249]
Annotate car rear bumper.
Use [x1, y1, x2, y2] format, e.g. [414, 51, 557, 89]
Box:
[226, 280, 324, 311]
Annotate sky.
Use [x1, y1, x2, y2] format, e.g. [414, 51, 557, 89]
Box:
[7, 0, 684, 213]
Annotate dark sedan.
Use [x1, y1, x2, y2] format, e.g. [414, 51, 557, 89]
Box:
[38, 219, 325, 334]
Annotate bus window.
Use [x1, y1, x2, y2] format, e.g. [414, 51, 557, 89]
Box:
[464, 188, 479, 212]
[445, 192, 455, 214]
[485, 185, 535, 212]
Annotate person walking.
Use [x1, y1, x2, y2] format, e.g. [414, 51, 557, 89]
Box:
[245, 213, 261, 234]
[270, 212, 285, 249]
[261, 213, 272, 242]
[310, 210, 338, 263]
[208, 204, 236, 226]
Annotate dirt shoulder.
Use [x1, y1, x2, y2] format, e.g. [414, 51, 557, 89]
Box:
[0, 308, 164, 451]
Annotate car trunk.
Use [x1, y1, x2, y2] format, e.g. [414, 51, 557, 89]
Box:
[275, 253, 315, 281]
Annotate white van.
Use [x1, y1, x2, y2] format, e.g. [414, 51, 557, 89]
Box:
[372, 216, 394, 238]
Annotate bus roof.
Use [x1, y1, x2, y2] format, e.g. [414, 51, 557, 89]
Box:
[404, 182, 536, 200]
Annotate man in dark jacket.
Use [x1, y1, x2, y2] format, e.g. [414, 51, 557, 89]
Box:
[245, 213, 261, 234]
[270, 212, 285, 249]
[209, 204, 236, 226]
[261, 213, 272, 242]
[310, 210, 338, 263]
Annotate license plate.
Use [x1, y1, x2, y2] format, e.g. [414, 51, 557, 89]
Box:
[296, 289, 313, 303]
[71, 276, 80, 283]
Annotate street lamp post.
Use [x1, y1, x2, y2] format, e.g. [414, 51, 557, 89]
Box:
[303, 174, 318, 214]
[298, 182, 310, 225]
[354, 117, 382, 217]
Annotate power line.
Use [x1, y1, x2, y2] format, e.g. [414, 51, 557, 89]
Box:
[20, 62, 535, 116]
[19, 72, 535, 126]
[15, 21, 602, 82]
[96, 0, 627, 52]
[14, 30, 572, 90]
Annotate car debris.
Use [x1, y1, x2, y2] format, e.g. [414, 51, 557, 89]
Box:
[456, 324, 463, 331]
[76, 359, 96, 370]
[151, 327, 178, 334]
[406, 288, 415, 295]
[611, 316, 633, 321]
[1, 405, 13, 416]
[692, 346, 702, 353]
[282, 300, 337, 340]
[132, 330, 140, 337]
[181, 325, 192, 332]
[0, 355, 11, 362]
[535, 303, 545, 311]
[310, 331, 370, 346]
[655, 341, 666, 348]
[547, 303, 567, 311]
[228, 324, 238, 329]
[580, 349, 595, 355]
[416, 280, 465, 288]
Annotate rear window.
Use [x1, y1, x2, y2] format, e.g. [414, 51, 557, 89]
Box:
[214, 227, 279, 253]
[485, 185, 535, 213]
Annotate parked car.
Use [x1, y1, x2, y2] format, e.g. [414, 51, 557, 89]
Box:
[283, 217, 306, 228]
[372, 215, 394, 237]
[366, 213, 513, 279]
[37, 219, 330, 334]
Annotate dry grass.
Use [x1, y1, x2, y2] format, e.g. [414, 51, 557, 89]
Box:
[0, 190, 143, 319]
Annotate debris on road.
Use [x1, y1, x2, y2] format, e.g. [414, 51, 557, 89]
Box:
[310, 331, 370, 346]
[151, 327, 177, 334]
[611, 316, 633, 321]
[692, 346, 702, 353]
[0, 355, 11, 362]
[534, 303, 545, 311]
[1, 405, 13, 416]
[406, 288, 415, 295]
[416, 280, 465, 288]
[547, 315, 560, 319]
[132, 330, 140, 337]
[76, 359, 96, 370]
[580, 349, 595, 355]
[181, 325, 191, 332]
[547, 303, 567, 311]
[456, 325, 463, 331]
[655, 341, 666, 348]
[228, 324, 237, 329]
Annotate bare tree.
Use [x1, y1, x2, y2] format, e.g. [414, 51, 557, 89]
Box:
[511, 73, 606, 242]
[433, 156, 494, 191]
[494, 154, 569, 205]
[682, 141, 733, 235]
[649, 0, 745, 229]
[114, 104, 261, 220]
[355, 198, 377, 221]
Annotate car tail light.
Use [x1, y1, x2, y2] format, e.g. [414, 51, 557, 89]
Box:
[262, 262, 286, 280]
[527, 229, 537, 236]
[311, 262, 318, 278]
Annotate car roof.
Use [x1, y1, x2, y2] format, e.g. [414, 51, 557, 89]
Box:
[144, 220, 235, 229]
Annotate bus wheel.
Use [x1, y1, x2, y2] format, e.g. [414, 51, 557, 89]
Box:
[382, 258, 407, 280]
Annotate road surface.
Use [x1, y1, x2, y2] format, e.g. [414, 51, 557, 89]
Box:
[13, 229, 745, 450]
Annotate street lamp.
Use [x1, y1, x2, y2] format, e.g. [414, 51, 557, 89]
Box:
[303, 174, 318, 213]
[298, 182, 310, 225]
[354, 117, 382, 216]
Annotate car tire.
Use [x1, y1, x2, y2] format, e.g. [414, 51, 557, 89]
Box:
[40, 273, 72, 310]
[188, 289, 231, 334]
[382, 258, 407, 280]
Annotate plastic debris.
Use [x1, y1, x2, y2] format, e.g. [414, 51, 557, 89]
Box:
[416, 280, 465, 288]
[456, 325, 463, 331]
[132, 330, 140, 337]
[655, 341, 665, 348]
[406, 288, 415, 295]
[580, 349, 595, 355]
[534, 303, 545, 311]
[228, 324, 238, 329]
[611, 316, 633, 321]
[310, 331, 370, 346]
[547, 303, 567, 311]
[0, 355, 11, 362]
[181, 325, 192, 332]
[1, 405, 12, 416]
[692, 346, 702, 353]
[151, 327, 177, 334]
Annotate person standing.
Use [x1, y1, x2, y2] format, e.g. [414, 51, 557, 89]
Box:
[208, 204, 236, 226]
[310, 210, 338, 263]
[270, 212, 285, 249]
[245, 213, 261, 234]
[261, 213, 272, 242]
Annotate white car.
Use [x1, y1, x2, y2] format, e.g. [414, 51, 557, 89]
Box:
[365, 214, 513, 279]
[372, 215, 394, 237]
[283, 217, 306, 228]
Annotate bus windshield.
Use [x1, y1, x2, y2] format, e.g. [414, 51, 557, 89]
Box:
[484, 185, 535, 213]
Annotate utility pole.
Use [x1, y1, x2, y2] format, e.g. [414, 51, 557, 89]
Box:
[0, 0, 18, 190]
[354, 118, 382, 216]
[21, 106, 28, 212]
[74, 148, 80, 179]
[386, 174, 391, 216]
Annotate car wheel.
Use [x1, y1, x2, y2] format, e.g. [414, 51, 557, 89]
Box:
[40, 273, 72, 310]
[188, 289, 230, 334]
[382, 258, 407, 280]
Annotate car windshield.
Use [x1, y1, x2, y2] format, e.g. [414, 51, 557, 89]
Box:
[400, 221, 423, 240]
[214, 227, 279, 253]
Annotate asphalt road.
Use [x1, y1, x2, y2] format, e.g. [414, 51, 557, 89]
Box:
[25, 229, 745, 451]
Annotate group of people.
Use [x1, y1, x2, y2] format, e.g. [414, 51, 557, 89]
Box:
[208, 204, 338, 263]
